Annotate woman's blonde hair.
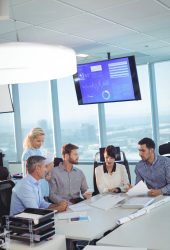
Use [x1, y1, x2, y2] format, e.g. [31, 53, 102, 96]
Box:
[23, 127, 45, 149]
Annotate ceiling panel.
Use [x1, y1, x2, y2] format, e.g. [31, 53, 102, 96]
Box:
[57, 0, 136, 12]
[94, 0, 169, 23]
[10, 0, 83, 25]
[157, 0, 170, 8]
[0, 19, 29, 35]
[0, 0, 168, 64]
[125, 13, 170, 34]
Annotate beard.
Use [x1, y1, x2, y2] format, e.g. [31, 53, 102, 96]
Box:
[68, 157, 78, 165]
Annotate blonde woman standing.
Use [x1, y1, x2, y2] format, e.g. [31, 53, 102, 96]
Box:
[21, 127, 55, 198]
[21, 127, 46, 176]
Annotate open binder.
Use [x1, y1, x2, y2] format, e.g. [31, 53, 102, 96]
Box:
[117, 196, 170, 225]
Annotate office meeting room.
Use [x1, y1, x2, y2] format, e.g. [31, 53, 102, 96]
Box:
[0, 1, 170, 250]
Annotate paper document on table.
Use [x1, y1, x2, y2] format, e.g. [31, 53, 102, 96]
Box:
[118, 196, 170, 225]
[84, 245, 147, 250]
[57, 211, 87, 220]
[69, 203, 91, 212]
[90, 194, 125, 210]
[122, 197, 155, 209]
[127, 180, 149, 196]
[15, 212, 42, 225]
[145, 196, 170, 213]
[117, 207, 147, 225]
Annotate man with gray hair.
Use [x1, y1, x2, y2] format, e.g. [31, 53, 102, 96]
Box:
[10, 155, 67, 215]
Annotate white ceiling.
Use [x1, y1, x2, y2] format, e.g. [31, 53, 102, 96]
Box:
[0, 0, 170, 65]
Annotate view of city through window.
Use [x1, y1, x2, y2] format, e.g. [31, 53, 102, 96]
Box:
[0, 62, 170, 169]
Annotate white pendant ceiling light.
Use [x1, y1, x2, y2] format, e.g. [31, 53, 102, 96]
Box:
[0, 42, 77, 85]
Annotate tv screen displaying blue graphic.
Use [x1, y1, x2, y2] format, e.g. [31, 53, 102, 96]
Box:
[73, 55, 141, 105]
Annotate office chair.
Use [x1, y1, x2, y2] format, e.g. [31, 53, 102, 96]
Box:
[93, 160, 101, 195]
[0, 167, 10, 181]
[0, 180, 15, 225]
[159, 142, 170, 158]
[0, 152, 5, 167]
[54, 157, 63, 167]
[93, 147, 131, 196]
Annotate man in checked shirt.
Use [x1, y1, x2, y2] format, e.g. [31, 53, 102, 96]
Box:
[135, 137, 170, 196]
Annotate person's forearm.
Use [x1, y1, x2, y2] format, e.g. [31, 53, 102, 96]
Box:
[49, 193, 63, 203]
[161, 184, 170, 195]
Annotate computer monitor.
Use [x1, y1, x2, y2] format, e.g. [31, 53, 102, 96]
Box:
[74, 55, 141, 105]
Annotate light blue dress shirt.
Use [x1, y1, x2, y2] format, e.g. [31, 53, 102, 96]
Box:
[21, 148, 50, 197]
[10, 174, 50, 216]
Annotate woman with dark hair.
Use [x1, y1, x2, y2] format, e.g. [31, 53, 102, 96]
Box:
[95, 145, 130, 194]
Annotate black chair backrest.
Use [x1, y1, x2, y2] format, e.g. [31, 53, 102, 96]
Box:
[93, 161, 101, 196]
[159, 142, 170, 157]
[0, 167, 10, 181]
[99, 147, 121, 162]
[54, 157, 63, 167]
[0, 180, 15, 218]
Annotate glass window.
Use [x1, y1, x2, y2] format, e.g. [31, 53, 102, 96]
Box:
[154, 61, 170, 144]
[18, 81, 54, 153]
[57, 76, 100, 161]
[105, 65, 152, 161]
[0, 113, 16, 162]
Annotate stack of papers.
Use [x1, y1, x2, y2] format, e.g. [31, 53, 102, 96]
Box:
[127, 180, 149, 196]
[117, 208, 147, 225]
[90, 194, 125, 210]
[69, 203, 91, 212]
[122, 197, 155, 209]
[15, 213, 43, 225]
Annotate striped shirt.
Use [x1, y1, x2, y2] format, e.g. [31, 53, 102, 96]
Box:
[49, 163, 88, 203]
[135, 155, 170, 194]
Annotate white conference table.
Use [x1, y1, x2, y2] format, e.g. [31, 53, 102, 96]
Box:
[97, 200, 170, 250]
[55, 194, 137, 242]
[84, 246, 147, 250]
[9, 234, 66, 250]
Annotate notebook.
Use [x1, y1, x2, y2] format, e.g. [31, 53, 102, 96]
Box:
[122, 197, 155, 209]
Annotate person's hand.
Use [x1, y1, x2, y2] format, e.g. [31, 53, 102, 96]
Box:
[57, 200, 68, 211]
[124, 184, 133, 192]
[108, 188, 120, 193]
[48, 200, 68, 212]
[148, 189, 162, 197]
[83, 191, 92, 199]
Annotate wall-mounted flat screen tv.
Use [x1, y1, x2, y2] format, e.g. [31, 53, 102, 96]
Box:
[73, 55, 141, 105]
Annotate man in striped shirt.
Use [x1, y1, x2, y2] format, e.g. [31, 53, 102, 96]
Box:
[49, 143, 92, 204]
[135, 137, 170, 196]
